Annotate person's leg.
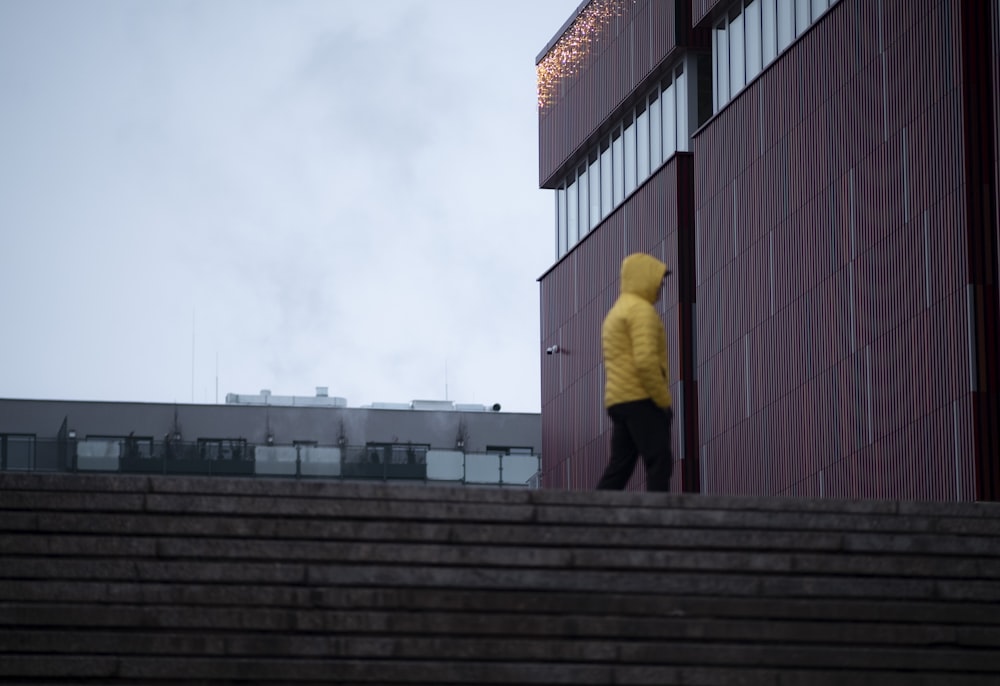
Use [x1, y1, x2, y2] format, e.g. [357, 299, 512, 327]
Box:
[629, 403, 673, 492]
[596, 406, 639, 490]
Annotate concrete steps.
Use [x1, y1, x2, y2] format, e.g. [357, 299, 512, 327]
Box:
[0, 471, 998, 684]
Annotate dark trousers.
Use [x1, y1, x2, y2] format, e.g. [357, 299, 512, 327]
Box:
[597, 399, 673, 492]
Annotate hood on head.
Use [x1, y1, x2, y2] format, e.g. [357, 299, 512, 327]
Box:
[620, 252, 669, 303]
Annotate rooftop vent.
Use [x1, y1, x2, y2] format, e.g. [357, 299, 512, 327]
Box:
[411, 400, 456, 411]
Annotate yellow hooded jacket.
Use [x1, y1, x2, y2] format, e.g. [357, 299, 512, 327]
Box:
[602, 253, 672, 410]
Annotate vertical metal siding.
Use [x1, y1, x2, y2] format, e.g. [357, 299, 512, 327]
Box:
[539, 157, 696, 491]
[540, 0, 994, 499]
[692, 0, 987, 500]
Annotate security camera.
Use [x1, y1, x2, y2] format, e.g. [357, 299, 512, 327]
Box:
[546, 345, 560, 355]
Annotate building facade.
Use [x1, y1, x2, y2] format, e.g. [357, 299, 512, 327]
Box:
[537, 0, 999, 500]
[0, 394, 541, 488]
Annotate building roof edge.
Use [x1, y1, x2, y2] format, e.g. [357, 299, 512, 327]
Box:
[535, 0, 592, 64]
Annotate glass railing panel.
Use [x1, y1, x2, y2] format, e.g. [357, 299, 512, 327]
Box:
[426, 450, 464, 481]
[300, 446, 341, 477]
[464, 452, 501, 485]
[255, 446, 298, 476]
[76, 439, 121, 471]
[500, 454, 541, 487]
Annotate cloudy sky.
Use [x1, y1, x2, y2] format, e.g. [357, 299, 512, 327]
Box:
[0, 0, 580, 412]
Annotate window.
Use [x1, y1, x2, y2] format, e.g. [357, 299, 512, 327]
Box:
[745, 0, 762, 81]
[600, 138, 613, 218]
[566, 174, 578, 249]
[662, 78, 676, 159]
[636, 101, 650, 182]
[729, 7, 745, 95]
[549, 59, 691, 259]
[612, 127, 624, 205]
[623, 114, 636, 195]
[588, 151, 601, 230]
[761, 0, 777, 65]
[713, 0, 840, 113]
[556, 184, 567, 256]
[795, 0, 810, 36]
[676, 66, 688, 151]
[548, 0, 841, 259]
[649, 91, 662, 168]
[776, 0, 794, 51]
[714, 21, 729, 110]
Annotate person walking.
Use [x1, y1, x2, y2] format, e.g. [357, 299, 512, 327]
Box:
[597, 252, 674, 492]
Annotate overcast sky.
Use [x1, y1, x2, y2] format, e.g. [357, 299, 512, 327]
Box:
[0, 0, 580, 412]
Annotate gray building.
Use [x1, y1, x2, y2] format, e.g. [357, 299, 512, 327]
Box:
[0, 391, 541, 488]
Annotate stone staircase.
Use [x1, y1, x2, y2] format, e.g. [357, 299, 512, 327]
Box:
[0, 470, 998, 685]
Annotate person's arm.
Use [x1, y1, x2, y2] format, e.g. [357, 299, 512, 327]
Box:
[628, 305, 670, 408]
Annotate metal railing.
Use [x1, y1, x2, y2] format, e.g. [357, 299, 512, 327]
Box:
[1, 437, 541, 488]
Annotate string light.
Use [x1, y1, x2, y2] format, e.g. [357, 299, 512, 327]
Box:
[537, 0, 635, 111]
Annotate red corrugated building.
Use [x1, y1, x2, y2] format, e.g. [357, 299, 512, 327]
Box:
[537, 0, 999, 500]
